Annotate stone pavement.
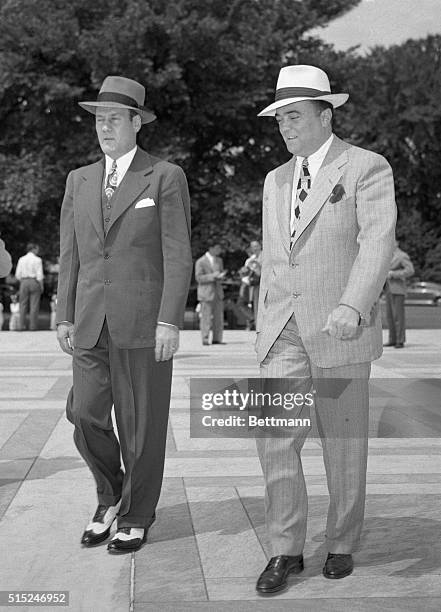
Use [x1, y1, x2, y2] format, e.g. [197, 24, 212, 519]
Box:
[0, 328, 440, 612]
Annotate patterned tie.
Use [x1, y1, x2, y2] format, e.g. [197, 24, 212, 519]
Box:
[291, 157, 310, 242]
[105, 160, 118, 200]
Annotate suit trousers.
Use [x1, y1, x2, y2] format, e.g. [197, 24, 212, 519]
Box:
[66, 319, 172, 528]
[200, 298, 224, 343]
[256, 312, 370, 556]
[19, 278, 41, 331]
[386, 292, 406, 345]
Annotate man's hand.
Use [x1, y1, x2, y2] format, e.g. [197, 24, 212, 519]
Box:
[214, 270, 227, 280]
[322, 305, 359, 341]
[155, 324, 179, 362]
[57, 322, 75, 355]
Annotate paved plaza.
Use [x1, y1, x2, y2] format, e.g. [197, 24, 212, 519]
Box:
[0, 328, 440, 611]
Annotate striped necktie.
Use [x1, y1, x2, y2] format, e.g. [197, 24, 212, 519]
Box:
[105, 160, 118, 200]
[291, 157, 310, 242]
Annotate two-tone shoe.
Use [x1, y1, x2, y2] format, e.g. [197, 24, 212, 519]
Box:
[107, 513, 156, 554]
[81, 500, 121, 547]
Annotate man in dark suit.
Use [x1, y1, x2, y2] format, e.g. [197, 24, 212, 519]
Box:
[195, 243, 226, 345]
[384, 240, 414, 348]
[56, 76, 192, 553]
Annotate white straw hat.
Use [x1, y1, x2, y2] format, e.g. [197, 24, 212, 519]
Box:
[258, 65, 348, 116]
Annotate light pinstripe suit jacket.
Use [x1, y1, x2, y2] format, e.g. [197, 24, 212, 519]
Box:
[256, 135, 397, 367]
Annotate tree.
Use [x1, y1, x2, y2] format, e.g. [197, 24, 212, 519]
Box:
[333, 36, 441, 279]
[0, 0, 360, 269]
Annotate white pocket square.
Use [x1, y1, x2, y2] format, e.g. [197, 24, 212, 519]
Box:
[135, 198, 156, 208]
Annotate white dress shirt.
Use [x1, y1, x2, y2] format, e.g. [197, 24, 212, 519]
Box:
[205, 251, 215, 268]
[15, 252, 44, 282]
[104, 146, 137, 187]
[290, 134, 334, 235]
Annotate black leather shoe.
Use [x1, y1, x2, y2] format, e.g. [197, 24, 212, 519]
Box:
[394, 343, 404, 348]
[323, 553, 353, 579]
[107, 513, 156, 554]
[383, 342, 396, 347]
[212, 341, 226, 345]
[81, 500, 121, 547]
[256, 554, 304, 594]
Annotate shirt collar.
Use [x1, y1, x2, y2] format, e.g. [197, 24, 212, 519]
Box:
[296, 133, 334, 172]
[105, 146, 137, 176]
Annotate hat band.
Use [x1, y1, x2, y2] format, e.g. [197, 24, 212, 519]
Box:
[275, 87, 331, 101]
[97, 91, 140, 108]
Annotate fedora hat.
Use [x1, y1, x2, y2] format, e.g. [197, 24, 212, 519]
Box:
[258, 65, 348, 117]
[78, 76, 156, 124]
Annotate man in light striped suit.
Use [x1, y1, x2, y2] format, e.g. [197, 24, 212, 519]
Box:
[254, 65, 397, 593]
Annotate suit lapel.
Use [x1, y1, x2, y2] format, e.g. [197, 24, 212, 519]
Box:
[275, 157, 295, 253]
[204, 255, 213, 272]
[291, 136, 350, 248]
[80, 160, 105, 244]
[107, 148, 153, 234]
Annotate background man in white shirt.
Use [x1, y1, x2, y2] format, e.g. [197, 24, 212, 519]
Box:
[15, 243, 44, 331]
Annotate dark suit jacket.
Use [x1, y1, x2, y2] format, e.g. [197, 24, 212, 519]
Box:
[57, 147, 192, 349]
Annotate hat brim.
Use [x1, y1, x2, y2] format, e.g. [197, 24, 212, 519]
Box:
[78, 101, 156, 124]
[258, 93, 349, 116]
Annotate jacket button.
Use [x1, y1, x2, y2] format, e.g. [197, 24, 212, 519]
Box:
[104, 217, 110, 223]
[104, 279, 111, 285]
[292, 292, 300, 298]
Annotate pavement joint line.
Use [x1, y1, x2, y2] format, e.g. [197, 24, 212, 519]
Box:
[1, 455, 40, 521]
[168, 417, 178, 453]
[0, 411, 29, 453]
[130, 553, 135, 612]
[0, 410, 64, 517]
[235, 484, 268, 562]
[182, 476, 210, 602]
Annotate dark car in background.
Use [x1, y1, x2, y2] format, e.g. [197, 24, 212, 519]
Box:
[405, 282, 441, 306]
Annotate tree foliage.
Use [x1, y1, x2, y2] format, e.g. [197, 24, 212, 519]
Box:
[1, 0, 440, 281]
[0, 0, 360, 267]
[335, 35, 441, 280]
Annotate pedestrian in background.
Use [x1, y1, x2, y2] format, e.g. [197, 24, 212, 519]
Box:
[244, 240, 262, 324]
[195, 242, 226, 345]
[9, 295, 20, 331]
[15, 243, 44, 331]
[0, 237, 12, 278]
[238, 240, 262, 330]
[384, 240, 414, 348]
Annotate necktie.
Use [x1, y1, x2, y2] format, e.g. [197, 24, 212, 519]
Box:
[105, 160, 118, 200]
[291, 157, 310, 242]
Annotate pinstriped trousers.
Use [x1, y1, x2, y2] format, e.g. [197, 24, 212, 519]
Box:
[256, 313, 370, 556]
